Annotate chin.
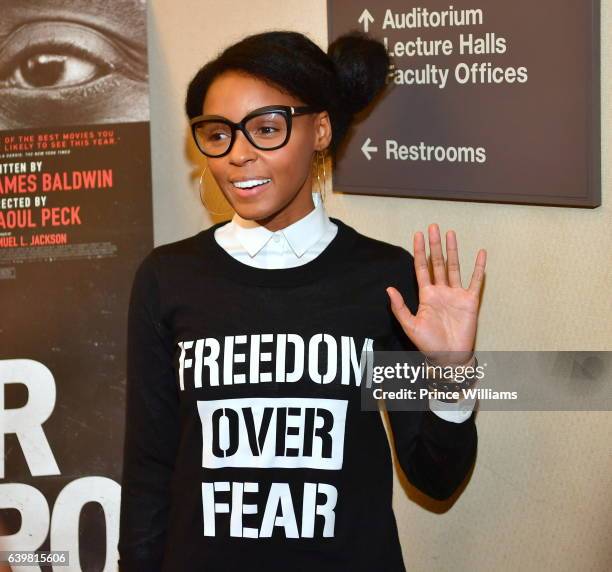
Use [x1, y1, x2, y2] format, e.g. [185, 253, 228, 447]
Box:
[232, 203, 277, 222]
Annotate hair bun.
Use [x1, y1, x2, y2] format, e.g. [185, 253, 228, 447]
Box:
[328, 30, 391, 117]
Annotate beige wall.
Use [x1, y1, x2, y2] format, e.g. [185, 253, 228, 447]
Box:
[147, 1, 612, 570]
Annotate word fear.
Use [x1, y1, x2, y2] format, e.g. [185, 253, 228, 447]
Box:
[202, 481, 337, 539]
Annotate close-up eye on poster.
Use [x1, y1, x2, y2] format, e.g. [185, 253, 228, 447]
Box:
[0, 1, 610, 572]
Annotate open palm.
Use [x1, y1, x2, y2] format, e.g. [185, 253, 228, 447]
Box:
[386, 224, 487, 367]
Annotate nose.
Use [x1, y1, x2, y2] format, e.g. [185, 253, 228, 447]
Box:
[227, 128, 257, 165]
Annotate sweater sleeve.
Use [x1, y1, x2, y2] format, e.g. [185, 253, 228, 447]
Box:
[382, 248, 478, 501]
[118, 253, 180, 571]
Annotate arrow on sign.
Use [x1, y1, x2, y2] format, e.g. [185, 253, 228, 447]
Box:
[361, 138, 378, 160]
[358, 9, 374, 33]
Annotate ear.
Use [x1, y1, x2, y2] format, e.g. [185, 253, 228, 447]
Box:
[313, 111, 332, 151]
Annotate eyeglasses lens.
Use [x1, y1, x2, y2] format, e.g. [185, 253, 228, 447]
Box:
[194, 111, 289, 156]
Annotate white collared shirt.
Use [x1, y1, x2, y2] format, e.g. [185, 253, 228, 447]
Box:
[214, 192, 475, 423]
[214, 192, 337, 268]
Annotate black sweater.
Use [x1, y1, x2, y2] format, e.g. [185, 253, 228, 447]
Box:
[118, 217, 477, 572]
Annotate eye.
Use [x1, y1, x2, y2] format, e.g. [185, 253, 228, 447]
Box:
[256, 125, 280, 135]
[1, 49, 110, 90]
[247, 113, 286, 138]
[197, 123, 231, 142]
[207, 131, 230, 142]
[209, 131, 229, 139]
[0, 18, 148, 127]
[0, 21, 146, 92]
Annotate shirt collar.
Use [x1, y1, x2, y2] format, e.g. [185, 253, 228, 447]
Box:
[229, 192, 332, 258]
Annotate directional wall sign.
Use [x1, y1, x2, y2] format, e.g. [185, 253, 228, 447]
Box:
[328, 1, 601, 207]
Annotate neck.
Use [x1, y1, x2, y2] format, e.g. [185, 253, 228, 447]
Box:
[235, 180, 317, 233]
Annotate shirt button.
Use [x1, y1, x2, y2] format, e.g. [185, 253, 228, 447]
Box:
[273, 234, 281, 243]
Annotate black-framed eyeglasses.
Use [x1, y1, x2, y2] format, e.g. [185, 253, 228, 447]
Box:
[189, 104, 319, 158]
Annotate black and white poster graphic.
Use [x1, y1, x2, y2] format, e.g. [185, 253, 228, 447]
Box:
[0, 1, 152, 570]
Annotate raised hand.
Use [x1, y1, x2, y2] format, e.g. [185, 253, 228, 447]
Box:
[386, 223, 487, 367]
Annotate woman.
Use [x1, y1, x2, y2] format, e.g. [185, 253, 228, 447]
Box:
[118, 30, 486, 572]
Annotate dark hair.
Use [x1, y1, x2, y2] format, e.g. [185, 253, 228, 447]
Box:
[185, 30, 390, 158]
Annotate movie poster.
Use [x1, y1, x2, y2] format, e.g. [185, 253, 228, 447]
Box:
[0, 2, 152, 570]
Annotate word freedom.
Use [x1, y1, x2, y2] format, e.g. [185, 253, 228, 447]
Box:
[178, 333, 374, 390]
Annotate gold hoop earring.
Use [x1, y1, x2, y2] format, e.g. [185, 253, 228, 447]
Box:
[199, 166, 233, 217]
[317, 150, 327, 203]
[315, 154, 323, 198]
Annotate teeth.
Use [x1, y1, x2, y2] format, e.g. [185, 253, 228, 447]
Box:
[232, 178, 271, 189]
